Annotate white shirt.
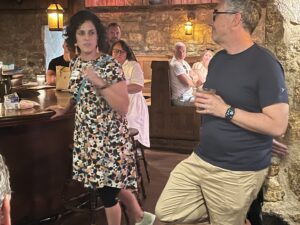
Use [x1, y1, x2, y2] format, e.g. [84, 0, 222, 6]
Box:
[169, 56, 193, 101]
[123, 60, 150, 147]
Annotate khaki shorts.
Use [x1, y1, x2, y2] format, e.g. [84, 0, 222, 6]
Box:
[155, 153, 268, 225]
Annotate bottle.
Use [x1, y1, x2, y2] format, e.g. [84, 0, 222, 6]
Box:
[0, 61, 5, 102]
[0, 61, 3, 80]
[0, 62, 12, 102]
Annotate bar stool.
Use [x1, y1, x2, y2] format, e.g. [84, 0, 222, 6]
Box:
[128, 128, 148, 200]
[135, 141, 150, 182]
[63, 187, 129, 225]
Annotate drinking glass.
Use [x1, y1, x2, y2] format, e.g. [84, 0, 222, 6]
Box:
[196, 87, 216, 111]
[37, 74, 45, 86]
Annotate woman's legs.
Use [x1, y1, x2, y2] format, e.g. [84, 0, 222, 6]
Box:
[118, 189, 144, 222]
[98, 186, 122, 225]
[105, 203, 122, 225]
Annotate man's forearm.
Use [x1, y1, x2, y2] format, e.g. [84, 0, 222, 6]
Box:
[231, 105, 289, 137]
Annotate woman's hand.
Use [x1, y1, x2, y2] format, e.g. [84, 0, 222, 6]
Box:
[82, 66, 106, 87]
[45, 105, 66, 119]
[195, 79, 203, 88]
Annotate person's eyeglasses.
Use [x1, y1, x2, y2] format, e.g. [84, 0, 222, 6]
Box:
[112, 49, 126, 55]
[212, 9, 239, 22]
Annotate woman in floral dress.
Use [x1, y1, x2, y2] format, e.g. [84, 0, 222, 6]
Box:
[48, 10, 154, 225]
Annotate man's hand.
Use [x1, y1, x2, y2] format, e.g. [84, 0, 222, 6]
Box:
[272, 139, 288, 157]
[194, 91, 228, 118]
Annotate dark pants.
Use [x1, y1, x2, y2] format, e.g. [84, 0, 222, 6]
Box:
[247, 188, 264, 225]
[98, 186, 121, 208]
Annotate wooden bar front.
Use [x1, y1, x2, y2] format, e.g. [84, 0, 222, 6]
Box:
[0, 89, 75, 225]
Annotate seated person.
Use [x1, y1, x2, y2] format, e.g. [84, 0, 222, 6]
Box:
[46, 41, 71, 85]
[0, 154, 11, 225]
[169, 42, 201, 106]
[192, 48, 214, 87]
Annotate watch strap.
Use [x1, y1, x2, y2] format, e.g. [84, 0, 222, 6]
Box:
[225, 106, 235, 120]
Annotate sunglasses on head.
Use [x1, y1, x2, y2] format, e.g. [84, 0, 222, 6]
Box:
[212, 9, 239, 22]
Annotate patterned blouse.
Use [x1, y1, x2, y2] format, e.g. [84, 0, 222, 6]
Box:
[69, 54, 137, 190]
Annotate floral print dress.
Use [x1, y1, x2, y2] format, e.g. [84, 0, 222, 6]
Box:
[69, 54, 137, 190]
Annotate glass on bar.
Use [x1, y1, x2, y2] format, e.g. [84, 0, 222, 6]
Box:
[36, 74, 45, 86]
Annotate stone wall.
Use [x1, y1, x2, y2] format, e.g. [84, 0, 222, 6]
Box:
[97, 6, 265, 56]
[263, 0, 300, 224]
[98, 8, 216, 56]
[0, 5, 265, 78]
[0, 12, 47, 80]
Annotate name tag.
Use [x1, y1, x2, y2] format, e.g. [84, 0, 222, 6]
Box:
[71, 70, 80, 80]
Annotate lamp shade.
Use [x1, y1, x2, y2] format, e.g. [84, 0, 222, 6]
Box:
[47, 3, 64, 31]
[185, 21, 193, 35]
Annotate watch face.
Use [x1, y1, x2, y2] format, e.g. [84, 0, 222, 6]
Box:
[225, 107, 235, 120]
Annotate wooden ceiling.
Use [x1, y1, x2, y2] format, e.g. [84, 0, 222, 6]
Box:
[0, 0, 268, 10]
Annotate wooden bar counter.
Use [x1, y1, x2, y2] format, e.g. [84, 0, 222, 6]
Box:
[0, 88, 75, 225]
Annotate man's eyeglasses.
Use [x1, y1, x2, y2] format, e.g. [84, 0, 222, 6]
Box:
[112, 49, 126, 55]
[212, 9, 239, 22]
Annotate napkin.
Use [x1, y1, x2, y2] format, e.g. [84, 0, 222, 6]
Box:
[4, 92, 39, 110]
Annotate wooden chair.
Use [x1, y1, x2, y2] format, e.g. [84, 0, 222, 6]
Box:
[149, 61, 201, 153]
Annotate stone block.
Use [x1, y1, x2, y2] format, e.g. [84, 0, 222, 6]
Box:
[146, 30, 165, 45]
[289, 212, 300, 223]
[288, 160, 300, 200]
[264, 176, 285, 202]
[264, 188, 285, 202]
[129, 33, 143, 43]
[269, 164, 280, 176]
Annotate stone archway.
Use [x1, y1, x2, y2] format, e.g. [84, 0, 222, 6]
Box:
[262, 1, 300, 225]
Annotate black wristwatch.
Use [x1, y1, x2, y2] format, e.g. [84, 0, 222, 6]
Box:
[225, 106, 235, 121]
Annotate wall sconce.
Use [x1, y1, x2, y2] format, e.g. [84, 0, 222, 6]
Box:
[47, 3, 64, 31]
[185, 11, 195, 35]
[185, 21, 193, 35]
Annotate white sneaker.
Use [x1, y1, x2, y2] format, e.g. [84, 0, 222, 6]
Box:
[135, 212, 156, 225]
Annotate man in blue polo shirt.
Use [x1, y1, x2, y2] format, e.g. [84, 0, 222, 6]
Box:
[155, 0, 289, 225]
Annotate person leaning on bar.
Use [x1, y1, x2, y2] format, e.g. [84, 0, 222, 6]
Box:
[46, 41, 72, 85]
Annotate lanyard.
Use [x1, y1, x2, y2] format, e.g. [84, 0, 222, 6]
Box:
[74, 55, 111, 104]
